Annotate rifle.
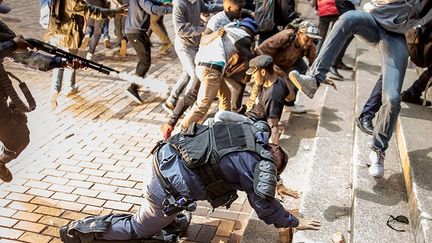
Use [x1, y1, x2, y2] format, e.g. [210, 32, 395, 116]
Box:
[0, 34, 169, 95]
[0, 33, 119, 75]
[26, 38, 120, 75]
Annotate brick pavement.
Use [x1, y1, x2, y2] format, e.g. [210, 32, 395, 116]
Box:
[0, 1, 252, 242]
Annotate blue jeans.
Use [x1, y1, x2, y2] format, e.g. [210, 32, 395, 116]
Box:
[102, 19, 110, 40]
[360, 65, 432, 119]
[310, 10, 409, 152]
[39, 0, 50, 29]
[360, 75, 383, 120]
[39, 0, 50, 6]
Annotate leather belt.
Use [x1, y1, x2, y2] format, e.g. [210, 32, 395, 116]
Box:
[198, 62, 224, 72]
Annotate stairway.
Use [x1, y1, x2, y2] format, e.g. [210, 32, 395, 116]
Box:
[242, 35, 432, 242]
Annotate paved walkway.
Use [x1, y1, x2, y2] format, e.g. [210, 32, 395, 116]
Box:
[0, 1, 252, 242]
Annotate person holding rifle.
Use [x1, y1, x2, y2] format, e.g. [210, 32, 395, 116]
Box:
[45, 0, 127, 110]
[0, 1, 85, 182]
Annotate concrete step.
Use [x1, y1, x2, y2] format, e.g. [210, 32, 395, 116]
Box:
[241, 76, 327, 243]
[351, 41, 413, 242]
[241, 3, 321, 241]
[396, 69, 432, 242]
[291, 40, 357, 242]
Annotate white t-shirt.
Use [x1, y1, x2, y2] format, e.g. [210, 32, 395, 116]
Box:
[195, 22, 250, 72]
[206, 11, 231, 32]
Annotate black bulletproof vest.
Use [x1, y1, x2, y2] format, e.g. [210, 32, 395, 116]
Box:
[168, 122, 274, 208]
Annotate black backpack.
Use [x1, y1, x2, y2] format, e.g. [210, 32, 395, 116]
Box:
[405, 0, 432, 67]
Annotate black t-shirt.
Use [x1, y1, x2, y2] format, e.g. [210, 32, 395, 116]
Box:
[247, 77, 290, 121]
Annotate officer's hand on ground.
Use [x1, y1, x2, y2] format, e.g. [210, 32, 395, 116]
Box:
[161, 124, 174, 140]
[277, 183, 300, 199]
[13, 35, 33, 52]
[116, 5, 128, 16]
[217, 28, 225, 37]
[296, 218, 321, 230]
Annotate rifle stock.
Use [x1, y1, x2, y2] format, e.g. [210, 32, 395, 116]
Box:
[0, 33, 119, 75]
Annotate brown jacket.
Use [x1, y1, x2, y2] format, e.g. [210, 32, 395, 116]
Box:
[255, 28, 317, 102]
[45, 0, 118, 49]
[255, 28, 317, 73]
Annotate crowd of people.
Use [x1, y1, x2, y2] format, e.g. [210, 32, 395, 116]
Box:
[0, 0, 430, 242]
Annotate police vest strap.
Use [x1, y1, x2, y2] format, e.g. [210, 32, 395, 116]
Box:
[5, 71, 36, 112]
[151, 141, 182, 200]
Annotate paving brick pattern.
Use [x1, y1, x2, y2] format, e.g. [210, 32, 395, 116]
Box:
[0, 1, 252, 242]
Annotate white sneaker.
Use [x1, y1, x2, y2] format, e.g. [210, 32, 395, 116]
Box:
[368, 150, 385, 178]
[50, 91, 59, 111]
[285, 104, 307, 114]
[66, 86, 79, 97]
[86, 53, 93, 61]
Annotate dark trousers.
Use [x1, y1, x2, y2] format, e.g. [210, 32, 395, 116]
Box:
[126, 31, 152, 77]
[168, 77, 200, 126]
[317, 15, 353, 66]
[360, 75, 383, 120]
[225, 77, 246, 112]
[406, 66, 432, 96]
[87, 18, 104, 54]
[360, 66, 432, 119]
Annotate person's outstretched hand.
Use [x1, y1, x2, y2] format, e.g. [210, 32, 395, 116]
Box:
[296, 218, 321, 230]
[277, 183, 300, 199]
[161, 124, 174, 140]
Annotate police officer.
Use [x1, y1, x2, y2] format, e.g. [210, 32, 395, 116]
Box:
[60, 120, 320, 242]
[0, 1, 83, 182]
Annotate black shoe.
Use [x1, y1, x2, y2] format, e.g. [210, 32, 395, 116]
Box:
[356, 116, 374, 135]
[329, 66, 344, 81]
[0, 163, 13, 182]
[126, 83, 143, 104]
[401, 91, 431, 106]
[334, 61, 353, 71]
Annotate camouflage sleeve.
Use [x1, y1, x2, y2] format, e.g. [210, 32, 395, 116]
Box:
[71, 0, 118, 20]
[9, 51, 63, 71]
[0, 41, 17, 59]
